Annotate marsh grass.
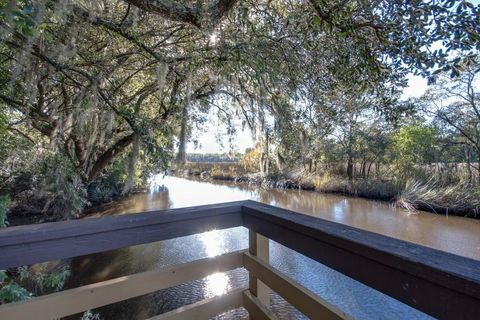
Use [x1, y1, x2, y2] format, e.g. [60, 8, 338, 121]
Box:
[180, 162, 480, 218]
[313, 173, 399, 201]
[184, 162, 244, 179]
[396, 179, 480, 217]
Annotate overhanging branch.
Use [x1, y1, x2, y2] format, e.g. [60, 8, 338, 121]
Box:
[123, 0, 240, 29]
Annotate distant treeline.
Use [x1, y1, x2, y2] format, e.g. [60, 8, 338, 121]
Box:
[186, 153, 242, 163]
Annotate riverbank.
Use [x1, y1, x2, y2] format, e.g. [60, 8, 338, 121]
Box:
[6, 187, 148, 227]
[174, 166, 480, 218]
[175, 167, 398, 199]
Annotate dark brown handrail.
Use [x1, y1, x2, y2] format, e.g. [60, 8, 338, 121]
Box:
[1, 200, 479, 319]
[242, 201, 480, 319]
[0, 201, 244, 268]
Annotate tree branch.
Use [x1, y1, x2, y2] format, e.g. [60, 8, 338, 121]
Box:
[88, 133, 136, 181]
[124, 0, 240, 28]
[124, 0, 200, 27]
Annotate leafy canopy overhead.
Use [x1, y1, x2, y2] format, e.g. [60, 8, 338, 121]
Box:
[0, 0, 478, 182]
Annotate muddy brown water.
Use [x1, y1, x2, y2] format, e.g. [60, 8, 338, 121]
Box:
[65, 176, 480, 320]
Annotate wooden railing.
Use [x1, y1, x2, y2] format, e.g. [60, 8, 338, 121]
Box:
[0, 200, 479, 319]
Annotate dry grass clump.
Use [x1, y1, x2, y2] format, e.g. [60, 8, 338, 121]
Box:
[314, 172, 398, 201]
[314, 172, 345, 192]
[396, 179, 480, 217]
[210, 164, 241, 180]
[352, 179, 400, 201]
[183, 162, 244, 180]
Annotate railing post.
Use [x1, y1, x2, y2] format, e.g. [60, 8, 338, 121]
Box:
[248, 230, 270, 308]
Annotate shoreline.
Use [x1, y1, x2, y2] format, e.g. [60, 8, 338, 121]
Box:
[174, 169, 480, 219]
[6, 170, 479, 227]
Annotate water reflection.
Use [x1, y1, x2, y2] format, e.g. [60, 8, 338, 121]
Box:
[147, 174, 253, 207]
[199, 230, 227, 258]
[71, 175, 480, 320]
[199, 229, 232, 297]
[205, 273, 231, 297]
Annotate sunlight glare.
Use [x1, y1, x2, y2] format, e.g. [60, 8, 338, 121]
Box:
[200, 229, 226, 257]
[209, 33, 219, 44]
[204, 272, 230, 297]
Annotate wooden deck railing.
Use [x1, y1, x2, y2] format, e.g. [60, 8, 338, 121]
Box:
[0, 200, 479, 319]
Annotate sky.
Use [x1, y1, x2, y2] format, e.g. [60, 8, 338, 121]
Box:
[187, 113, 254, 154]
[186, 74, 430, 154]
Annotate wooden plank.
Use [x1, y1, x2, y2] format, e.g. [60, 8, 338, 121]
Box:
[248, 230, 258, 296]
[248, 230, 270, 307]
[0, 250, 245, 320]
[243, 290, 278, 320]
[147, 288, 245, 320]
[243, 252, 349, 320]
[0, 201, 244, 269]
[242, 201, 480, 320]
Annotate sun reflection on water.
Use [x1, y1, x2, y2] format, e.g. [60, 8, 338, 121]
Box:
[199, 229, 231, 297]
[204, 272, 231, 297]
[200, 229, 227, 257]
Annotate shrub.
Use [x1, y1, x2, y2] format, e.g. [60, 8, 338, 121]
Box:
[0, 271, 32, 303]
[39, 154, 88, 218]
[240, 148, 260, 173]
[0, 195, 10, 227]
[19, 264, 71, 294]
[391, 122, 436, 180]
[0, 262, 71, 305]
[81, 310, 103, 320]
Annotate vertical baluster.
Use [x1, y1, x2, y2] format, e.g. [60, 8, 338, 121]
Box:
[248, 230, 270, 307]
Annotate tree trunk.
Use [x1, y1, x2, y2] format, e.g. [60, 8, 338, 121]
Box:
[275, 149, 284, 174]
[465, 144, 473, 183]
[176, 102, 188, 168]
[258, 129, 269, 176]
[347, 155, 354, 180]
[476, 146, 480, 185]
[259, 150, 264, 174]
[122, 134, 140, 195]
[367, 161, 374, 179]
[361, 158, 366, 178]
[265, 129, 269, 175]
[176, 74, 191, 168]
